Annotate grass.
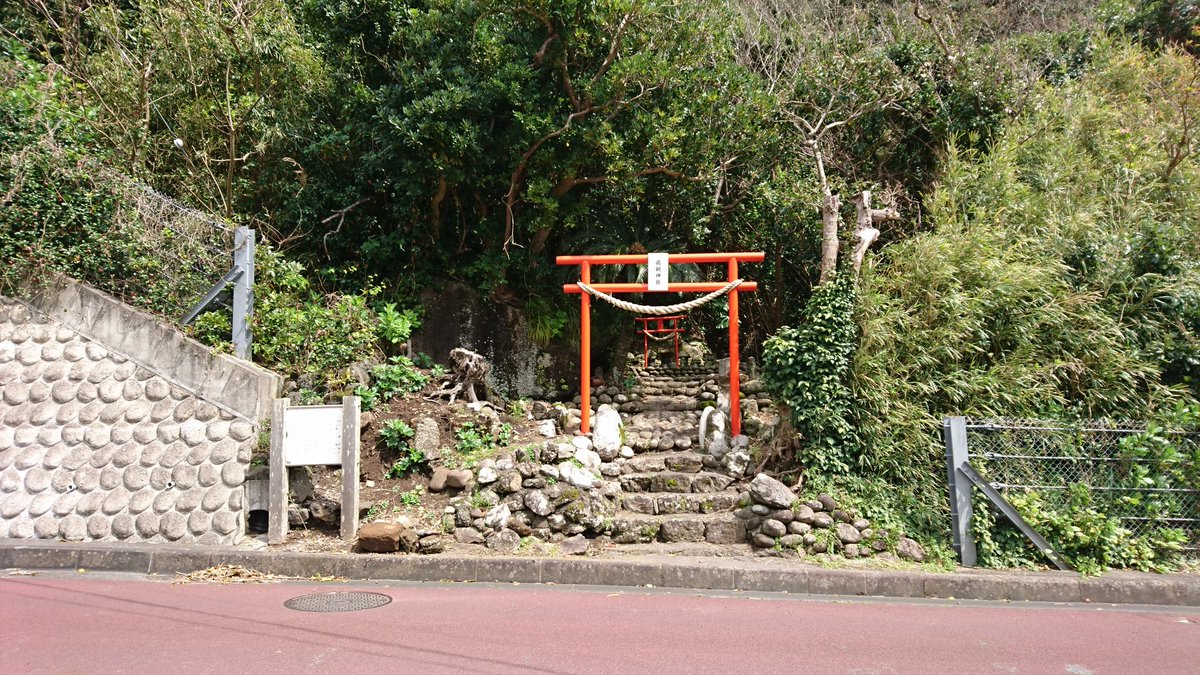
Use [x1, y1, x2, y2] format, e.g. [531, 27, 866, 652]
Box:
[799, 551, 956, 574]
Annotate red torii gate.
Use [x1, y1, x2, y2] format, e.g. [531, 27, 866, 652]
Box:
[557, 251, 764, 436]
[634, 314, 686, 367]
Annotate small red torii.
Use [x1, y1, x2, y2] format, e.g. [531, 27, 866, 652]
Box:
[634, 314, 686, 367]
[556, 251, 763, 436]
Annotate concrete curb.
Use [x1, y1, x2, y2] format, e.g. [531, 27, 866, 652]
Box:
[2, 540, 1197, 607]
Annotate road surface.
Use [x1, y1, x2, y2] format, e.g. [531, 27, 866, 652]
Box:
[1, 571, 1197, 673]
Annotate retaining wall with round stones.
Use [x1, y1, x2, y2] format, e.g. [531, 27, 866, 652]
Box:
[0, 288, 273, 545]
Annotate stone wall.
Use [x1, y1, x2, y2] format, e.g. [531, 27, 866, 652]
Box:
[737, 474, 926, 562]
[0, 279, 280, 544]
[21, 276, 280, 420]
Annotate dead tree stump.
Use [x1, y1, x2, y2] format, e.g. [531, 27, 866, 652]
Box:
[427, 348, 491, 404]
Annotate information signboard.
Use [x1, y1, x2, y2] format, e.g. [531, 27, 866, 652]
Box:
[270, 396, 362, 543]
[282, 405, 343, 466]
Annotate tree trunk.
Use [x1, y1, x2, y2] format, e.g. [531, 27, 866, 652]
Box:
[850, 190, 895, 276]
[817, 191, 841, 285]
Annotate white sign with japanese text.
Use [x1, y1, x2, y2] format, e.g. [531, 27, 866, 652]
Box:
[647, 252, 669, 291]
[283, 405, 343, 466]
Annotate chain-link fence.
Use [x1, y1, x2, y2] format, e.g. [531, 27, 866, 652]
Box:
[961, 418, 1200, 558]
[7, 159, 255, 358]
[93, 167, 243, 323]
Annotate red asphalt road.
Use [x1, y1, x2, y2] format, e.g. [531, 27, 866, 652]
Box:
[1, 575, 1198, 674]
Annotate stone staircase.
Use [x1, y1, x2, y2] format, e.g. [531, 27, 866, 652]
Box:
[603, 363, 748, 545]
[620, 364, 719, 452]
[608, 451, 745, 544]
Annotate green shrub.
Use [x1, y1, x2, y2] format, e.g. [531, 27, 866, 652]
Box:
[377, 303, 420, 346]
[381, 418, 424, 478]
[251, 248, 382, 384]
[975, 484, 1186, 574]
[352, 356, 429, 411]
[386, 451, 426, 479]
[372, 357, 429, 399]
[1102, 0, 1200, 52]
[446, 421, 512, 468]
[398, 486, 424, 506]
[380, 418, 415, 450]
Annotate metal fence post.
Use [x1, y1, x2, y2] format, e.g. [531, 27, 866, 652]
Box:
[232, 226, 255, 360]
[944, 416, 976, 566]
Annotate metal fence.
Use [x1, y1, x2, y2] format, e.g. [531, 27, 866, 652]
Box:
[105, 170, 241, 317]
[946, 417, 1200, 567]
[38, 167, 255, 359]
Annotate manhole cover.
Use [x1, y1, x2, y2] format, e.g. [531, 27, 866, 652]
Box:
[284, 592, 393, 613]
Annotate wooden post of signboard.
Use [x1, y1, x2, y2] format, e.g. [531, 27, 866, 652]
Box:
[340, 396, 361, 540]
[268, 397, 289, 545]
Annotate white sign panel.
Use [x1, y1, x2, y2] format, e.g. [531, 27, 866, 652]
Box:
[647, 252, 669, 291]
[283, 405, 343, 466]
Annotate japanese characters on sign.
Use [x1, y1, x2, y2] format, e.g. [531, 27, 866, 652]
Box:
[647, 252, 669, 291]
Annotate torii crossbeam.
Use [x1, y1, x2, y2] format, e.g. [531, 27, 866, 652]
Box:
[557, 252, 764, 436]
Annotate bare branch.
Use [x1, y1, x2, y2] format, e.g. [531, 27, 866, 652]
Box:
[913, 0, 958, 71]
[503, 104, 604, 252]
[321, 196, 373, 256]
[590, 11, 635, 87]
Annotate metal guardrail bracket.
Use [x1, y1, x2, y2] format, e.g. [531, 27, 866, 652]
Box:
[178, 226, 254, 361]
[957, 462, 1074, 572]
[181, 267, 243, 325]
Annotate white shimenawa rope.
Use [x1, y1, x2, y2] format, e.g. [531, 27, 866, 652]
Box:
[577, 278, 743, 315]
[641, 330, 677, 342]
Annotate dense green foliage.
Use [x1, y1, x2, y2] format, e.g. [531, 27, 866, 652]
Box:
[6, 0, 1111, 329]
[762, 275, 859, 473]
[5, 1, 1200, 565]
[851, 42, 1200, 549]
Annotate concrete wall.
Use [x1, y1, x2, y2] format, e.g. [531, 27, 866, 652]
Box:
[21, 276, 281, 421]
[0, 278, 280, 545]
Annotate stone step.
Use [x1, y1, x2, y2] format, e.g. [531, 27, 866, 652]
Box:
[610, 512, 745, 544]
[623, 452, 708, 474]
[627, 434, 700, 453]
[608, 541, 750, 556]
[619, 490, 741, 516]
[633, 391, 711, 399]
[619, 471, 735, 494]
[634, 399, 707, 412]
[625, 412, 700, 423]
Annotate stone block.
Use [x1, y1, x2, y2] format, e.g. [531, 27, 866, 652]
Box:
[659, 517, 706, 543]
[357, 522, 418, 553]
[704, 516, 747, 544]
